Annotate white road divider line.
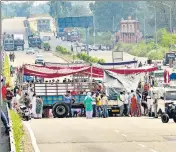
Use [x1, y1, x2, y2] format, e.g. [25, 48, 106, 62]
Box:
[114, 130, 119, 133]
[138, 144, 146, 148]
[23, 121, 40, 152]
[150, 149, 157, 152]
[121, 134, 127, 137]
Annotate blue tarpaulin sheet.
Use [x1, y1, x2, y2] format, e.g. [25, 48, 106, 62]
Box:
[170, 73, 176, 80]
[99, 60, 137, 66]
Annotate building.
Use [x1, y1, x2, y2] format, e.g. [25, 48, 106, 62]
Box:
[115, 16, 142, 44]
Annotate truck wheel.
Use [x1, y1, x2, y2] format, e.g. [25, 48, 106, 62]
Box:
[161, 114, 169, 123]
[52, 103, 69, 118]
[173, 114, 176, 123]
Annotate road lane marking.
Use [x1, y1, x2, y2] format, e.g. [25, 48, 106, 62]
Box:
[114, 130, 119, 133]
[138, 144, 146, 148]
[23, 121, 40, 152]
[150, 149, 157, 152]
[121, 134, 127, 137]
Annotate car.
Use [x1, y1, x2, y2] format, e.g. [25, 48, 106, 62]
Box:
[100, 45, 107, 51]
[35, 55, 45, 65]
[92, 45, 100, 51]
[26, 48, 35, 54]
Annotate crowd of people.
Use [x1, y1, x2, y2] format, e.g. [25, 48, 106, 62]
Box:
[2, 82, 43, 120]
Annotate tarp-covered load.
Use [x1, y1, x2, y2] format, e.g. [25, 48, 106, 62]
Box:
[104, 70, 145, 96]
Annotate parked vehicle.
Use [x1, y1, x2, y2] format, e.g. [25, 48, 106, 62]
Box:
[92, 44, 100, 51]
[161, 88, 176, 123]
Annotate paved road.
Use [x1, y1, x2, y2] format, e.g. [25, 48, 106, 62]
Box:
[8, 50, 66, 67]
[49, 38, 147, 63]
[27, 117, 176, 152]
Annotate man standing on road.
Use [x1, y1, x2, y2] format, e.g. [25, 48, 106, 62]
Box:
[123, 91, 129, 116]
[136, 89, 142, 116]
[64, 91, 72, 117]
[153, 90, 158, 118]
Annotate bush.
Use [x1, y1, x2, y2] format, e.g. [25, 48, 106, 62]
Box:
[77, 52, 105, 63]
[56, 45, 105, 63]
[56, 46, 71, 54]
[10, 110, 24, 152]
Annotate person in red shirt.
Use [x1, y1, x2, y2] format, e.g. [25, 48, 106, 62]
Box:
[1, 85, 7, 101]
[71, 90, 77, 95]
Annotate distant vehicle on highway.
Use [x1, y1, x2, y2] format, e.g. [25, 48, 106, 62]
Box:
[92, 44, 100, 51]
[63, 31, 80, 42]
[28, 35, 42, 49]
[100, 45, 107, 51]
[25, 48, 35, 54]
[14, 34, 25, 51]
[35, 55, 45, 65]
[3, 33, 25, 51]
[3, 34, 15, 51]
[163, 52, 176, 66]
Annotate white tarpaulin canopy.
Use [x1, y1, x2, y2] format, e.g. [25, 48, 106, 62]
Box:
[104, 70, 145, 93]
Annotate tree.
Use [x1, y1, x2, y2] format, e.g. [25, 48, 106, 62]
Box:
[89, 1, 138, 32]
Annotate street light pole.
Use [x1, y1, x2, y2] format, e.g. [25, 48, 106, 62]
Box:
[162, 2, 172, 49]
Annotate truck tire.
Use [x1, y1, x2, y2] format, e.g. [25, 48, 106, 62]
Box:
[161, 113, 169, 123]
[52, 103, 69, 118]
[173, 114, 176, 123]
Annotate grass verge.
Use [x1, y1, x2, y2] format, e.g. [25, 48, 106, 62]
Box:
[10, 110, 24, 152]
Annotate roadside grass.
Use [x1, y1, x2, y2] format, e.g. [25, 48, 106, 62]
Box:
[10, 110, 24, 152]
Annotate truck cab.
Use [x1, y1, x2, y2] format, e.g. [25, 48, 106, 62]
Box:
[28, 35, 42, 49]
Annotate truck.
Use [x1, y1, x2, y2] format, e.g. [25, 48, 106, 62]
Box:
[63, 31, 80, 42]
[14, 34, 25, 51]
[163, 52, 176, 66]
[3, 34, 15, 51]
[28, 35, 42, 48]
[34, 81, 93, 118]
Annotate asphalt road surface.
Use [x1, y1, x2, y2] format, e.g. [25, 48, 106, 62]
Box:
[49, 38, 147, 63]
[8, 50, 66, 67]
[27, 117, 176, 152]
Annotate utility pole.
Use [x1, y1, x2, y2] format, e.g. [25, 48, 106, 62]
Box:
[112, 16, 115, 32]
[149, 5, 157, 45]
[93, 15, 95, 45]
[162, 2, 172, 49]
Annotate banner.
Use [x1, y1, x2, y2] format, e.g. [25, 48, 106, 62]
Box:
[23, 64, 90, 78]
[23, 64, 157, 78]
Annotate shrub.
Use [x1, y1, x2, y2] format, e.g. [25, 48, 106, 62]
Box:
[10, 110, 24, 152]
[56, 45, 105, 63]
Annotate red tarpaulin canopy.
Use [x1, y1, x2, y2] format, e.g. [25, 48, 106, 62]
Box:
[22, 64, 157, 78]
